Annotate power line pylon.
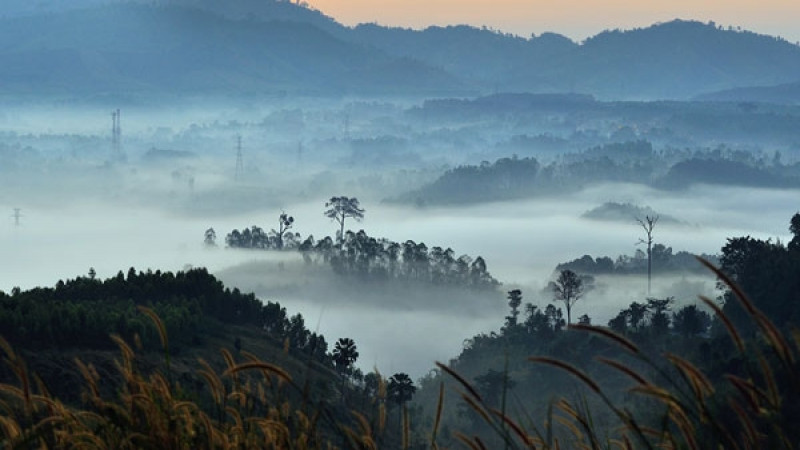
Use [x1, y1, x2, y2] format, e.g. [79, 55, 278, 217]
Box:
[11, 208, 22, 226]
[235, 135, 244, 181]
[111, 109, 122, 159]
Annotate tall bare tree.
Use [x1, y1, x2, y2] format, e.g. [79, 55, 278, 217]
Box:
[636, 215, 659, 295]
[550, 269, 584, 325]
[272, 212, 294, 249]
[324, 196, 365, 248]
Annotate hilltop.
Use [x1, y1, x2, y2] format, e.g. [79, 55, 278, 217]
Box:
[1, 1, 799, 100]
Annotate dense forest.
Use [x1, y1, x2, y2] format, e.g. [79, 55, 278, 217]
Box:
[398, 140, 800, 205]
[3, 2, 800, 448]
[411, 213, 800, 448]
[0, 268, 328, 359]
[4, 4, 800, 99]
[556, 245, 720, 275]
[3, 215, 799, 448]
[224, 227, 501, 290]
[0, 268, 423, 448]
[581, 202, 683, 224]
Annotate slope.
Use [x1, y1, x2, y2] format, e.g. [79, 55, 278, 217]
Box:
[0, 3, 466, 98]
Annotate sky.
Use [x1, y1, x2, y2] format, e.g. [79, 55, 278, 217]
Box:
[307, 0, 800, 43]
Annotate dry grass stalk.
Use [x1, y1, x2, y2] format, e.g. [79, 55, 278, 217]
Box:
[137, 305, 170, 369]
[435, 362, 484, 402]
[430, 381, 445, 448]
[223, 361, 293, 384]
[454, 431, 482, 450]
[528, 357, 602, 395]
[489, 407, 535, 447]
[596, 357, 648, 385]
[461, 393, 492, 427]
[402, 403, 410, 450]
[699, 295, 745, 354]
[569, 324, 640, 354]
[664, 353, 714, 401]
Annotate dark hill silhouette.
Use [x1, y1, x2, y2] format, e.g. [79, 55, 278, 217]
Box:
[694, 81, 800, 104]
[348, 24, 576, 82]
[0, 3, 465, 97]
[2, 0, 340, 31]
[658, 158, 783, 189]
[164, 0, 344, 34]
[1, 5, 800, 100]
[504, 20, 800, 98]
[2, 0, 106, 17]
[343, 19, 800, 99]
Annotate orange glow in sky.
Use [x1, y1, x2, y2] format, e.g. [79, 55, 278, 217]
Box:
[307, 0, 800, 43]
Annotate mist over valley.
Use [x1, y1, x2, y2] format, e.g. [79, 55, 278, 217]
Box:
[2, 1, 800, 447]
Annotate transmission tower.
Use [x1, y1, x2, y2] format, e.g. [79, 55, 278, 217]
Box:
[11, 208, 22, 226]
[111, 109, 122, 158]
[297, 141, 303, 164]
[235, 135, 244, 181]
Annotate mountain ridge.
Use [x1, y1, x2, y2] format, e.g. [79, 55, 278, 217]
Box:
[695, 81, 800, 104]
[2, 3, 799, 100]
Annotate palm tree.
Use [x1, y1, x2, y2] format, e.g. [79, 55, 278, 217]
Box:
[332, 337, 359, 375]
[388, 373, 415, 405]
[332, 337, 359, 402]
[388, 373, 416, 429]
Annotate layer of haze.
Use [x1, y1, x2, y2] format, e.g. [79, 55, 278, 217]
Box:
[3, 95, 799, 380]
[1, 186, 794, 378]
[309, 0, 800, 43]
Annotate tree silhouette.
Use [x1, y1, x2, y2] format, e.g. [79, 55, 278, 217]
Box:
[505, 289, 522, 328]
[272, 212, 294, 250]
[789, 212, 800, 252]
[324, 196, 365, 248]
[545, 304, 565, 333]
[388, 373, 415, 405]
[550, 269, 584, 325]
[636, 215, 658, 294]
[672, 304, 711, 337]
[332, 337, 359, 376]
[628, 301, 648, 332]
[609, 309, 629, 334]
[388, 372, 416, 427]
[204, 228, 217, 246]
[647, 297, 673, 334]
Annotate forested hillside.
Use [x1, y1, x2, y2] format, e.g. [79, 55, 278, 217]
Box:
[2, 2, 800, 99]
[398, 139, 800, 205]
[0, 268, 420, 448]
[414, 213, 800, 448]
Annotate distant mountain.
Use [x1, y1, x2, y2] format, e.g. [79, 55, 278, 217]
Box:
[1, 0, 107, 17]
[348, 24, 576, 83]
[1, 0, 339, 31]
[582, 202, 683, 225]
[1, 4, 800, 100]
[163, 0, 344, 34]
[694, 81, 800, 105]
[344, 19, 800, 99]
[503, 20, 800, 99]
[657, 158, 796, 189]
[0, 3, 466, 98]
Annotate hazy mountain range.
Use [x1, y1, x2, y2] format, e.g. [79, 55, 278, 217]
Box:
[2, 0, 800, 101]
[695, 81, 800, 104]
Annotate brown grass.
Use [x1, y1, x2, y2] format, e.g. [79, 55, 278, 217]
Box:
[432, 257, 799, 449]
[0, 324, 380, 449]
